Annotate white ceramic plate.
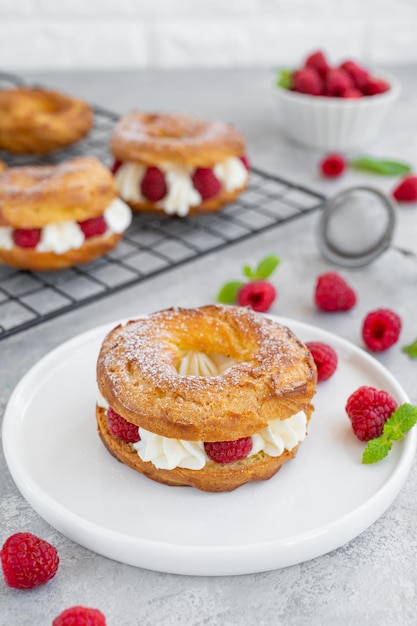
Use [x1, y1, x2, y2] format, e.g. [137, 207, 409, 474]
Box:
[3, 316, 415, 576]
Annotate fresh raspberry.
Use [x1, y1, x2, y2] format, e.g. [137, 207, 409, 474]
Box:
[1, 532, 59, 589]
[292, 67, 323, 96]
[346, 385, 398, 441]
[192, 167, 222, 200]
[107, 407, 140, 443]
[325, 68, 354, 97]
[341, 88, 363, 99]
[204, 437, 252, 464]
[305, 341, 338, 382]
[237, 280, 276, 312]
[52, 606, 106, 626]
[305, 50, 330, 78]
[12, 228, 41, 249]
[240, 155, 250, 170]
[314, 272, 357, 312]
[392, 175, 417, 202]
[78, 216, 107, 239]
[339, 60, 370, 91]
[320, 153, 347, 178]
[362, 308, 402, 352]
[110, 160, 122, 175]
[140, 166, 167, 201]
[363, 78, 390, 96]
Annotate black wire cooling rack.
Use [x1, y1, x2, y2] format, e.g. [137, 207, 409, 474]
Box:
[0, 71, 325, 340]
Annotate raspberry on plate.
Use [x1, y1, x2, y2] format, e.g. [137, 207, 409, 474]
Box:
[141, 166, 167, 201]
[320, 153, 347, 178]
[78, 216, 107, 239]
[237, 280, 276, 312]
[52, 605, 107, 626]
[305, 341, 338, 382]
[107, 407, 140, 443]
[346, 385, 398, 441]
[1, 532, 59, 589]
[314, 272, 357, 312]
[204, 437, 253, 464]
[192, 167, 222, 200]
[12, 228, 41, 249]
[362, 308, 402, 352]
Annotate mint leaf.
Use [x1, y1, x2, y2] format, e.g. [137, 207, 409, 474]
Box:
[350, 156, 412, 177]
[254, 255, 281, 279]
[384, 403, 417, 439]
[276, 69, 293, 90]
[243, 264, 256, 280]
[362, 403, 417, 464]
[217, 281, 245, 304]
[362, 435, 392, 464]
[402, 338, 417, 358]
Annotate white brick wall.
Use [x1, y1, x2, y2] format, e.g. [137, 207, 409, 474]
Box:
[1, 0, 417, 71]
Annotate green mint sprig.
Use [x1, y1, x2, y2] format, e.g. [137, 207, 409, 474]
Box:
[350, 156, 412, 177]
[276, 68, 293, 90]
[402, 338, 417, 358]
[217, 255, 281, 305]
[362, 403, 417, 464]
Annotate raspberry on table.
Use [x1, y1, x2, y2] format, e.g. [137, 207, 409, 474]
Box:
[204, 437, 253, 464]
[107, 407, 140, 443]
[237, 280, 277, 312]
[305, 341, 338, 382]
[320, 153, 347, 178]
[362, 308, 402, 352]
[346, 385, 398, 441]
[140, 166, 167, 201]
[314, 272, 357, 312]
[78, 216, 107, 239]
[52, 605, 107, 626]
[12, 228, 42, 249]
[392, 175, 417, 202]
[1, 532, 59, 589]
[192, 167, 222, 200]
[292, 67, 323, 96]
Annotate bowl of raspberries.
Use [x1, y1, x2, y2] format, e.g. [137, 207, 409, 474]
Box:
[275, 50, 401, 151]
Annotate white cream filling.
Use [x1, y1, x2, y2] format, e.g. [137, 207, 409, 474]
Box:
[114, 157, 248, 217]
[0, 198, 132, 254]
[97, 350, 308, 472]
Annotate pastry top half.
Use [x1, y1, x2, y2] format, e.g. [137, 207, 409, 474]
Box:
[0, 156, 117, 228]
[97, 304, 317, 442]
[110, 112, 246, 168]
[0, 87, 93, 154]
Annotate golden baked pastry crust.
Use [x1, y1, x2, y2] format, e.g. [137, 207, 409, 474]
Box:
[96, 404, 313, 492]
[0, 87, 93, 154]
[0, 232, 123, 271]
[110, 112, 246, 168]
[97, 305, 317, 442]
[0, 156, 116, 228]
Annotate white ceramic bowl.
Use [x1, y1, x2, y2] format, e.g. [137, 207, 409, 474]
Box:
[274, 71, 401, 151]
